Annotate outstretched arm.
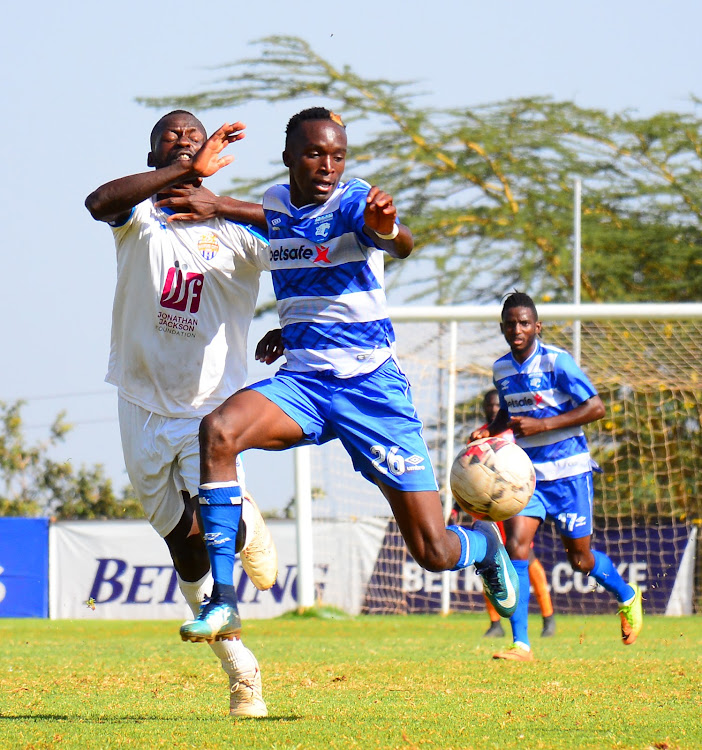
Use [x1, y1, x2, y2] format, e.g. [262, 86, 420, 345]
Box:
[362, 186, 413, 259]
[84, 122, 246, 224]
[154, 187, 266, 231]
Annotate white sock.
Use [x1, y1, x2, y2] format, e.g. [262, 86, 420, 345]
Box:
[177, 571, 258, 679]
[514, 641, 531, 652]
[211, 638, 259, 680]
[177, 571, 212, 617]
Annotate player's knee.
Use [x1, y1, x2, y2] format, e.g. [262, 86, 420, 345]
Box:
[200, 410, 241, 460]
[165, 527, 209, 580]
[567, 551, 594, 573]
[506, 539, 530, 560]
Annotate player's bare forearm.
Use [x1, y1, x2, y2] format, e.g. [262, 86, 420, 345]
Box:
[362, 185, 414, 259]
[369, 224, 414, 258]
[85, 162, 198, 223]
[154, 190, 266, 231]
[509, 395, 605, 437]
[209, 196, 266, 231]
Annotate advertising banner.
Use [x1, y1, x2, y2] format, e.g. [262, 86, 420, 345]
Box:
[362, 519, 695, 615]
[49, 517, 386, 619]
[0, 518, 49, 618]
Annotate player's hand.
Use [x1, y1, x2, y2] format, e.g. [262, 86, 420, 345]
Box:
[508, 416, 545, 438]
[191, 122, 246, 178]
[155, 186, 219, 222]
[364, 186, 397, 236]
[255, 328, 284, 365]
[469, 428, 490, 442]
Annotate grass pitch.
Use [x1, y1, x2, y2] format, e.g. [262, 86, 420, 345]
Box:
[0, 613, 700, 749]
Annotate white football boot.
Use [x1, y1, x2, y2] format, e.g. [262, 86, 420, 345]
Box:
[229, 651, 268, 718]
[239, 494, 278, 591]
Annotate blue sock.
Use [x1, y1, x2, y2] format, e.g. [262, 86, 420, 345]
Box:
[509, 559, 531, 647]
[199, 483, 242, 606]
[590, 549, 635, 603]
[447, 525, 488, 570]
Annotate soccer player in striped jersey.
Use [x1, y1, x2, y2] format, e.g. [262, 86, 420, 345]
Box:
[179, 107, 520, 643]
[454, 389, 556, 638]
[471, 292, 643, 661]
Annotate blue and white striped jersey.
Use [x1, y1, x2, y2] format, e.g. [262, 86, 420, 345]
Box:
[492, 340, 598, 482]
[263, 178, 396, 377]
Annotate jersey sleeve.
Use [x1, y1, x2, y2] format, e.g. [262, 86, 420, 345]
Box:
[109, 201, 150, 253]
[554, 350, 598, 405]
[221, 220, 270, 272]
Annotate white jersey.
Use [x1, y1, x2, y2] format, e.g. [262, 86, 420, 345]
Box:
[106, 198, 269, 418]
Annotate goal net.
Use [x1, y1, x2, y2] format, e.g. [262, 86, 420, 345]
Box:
[306, 305, 702, 616]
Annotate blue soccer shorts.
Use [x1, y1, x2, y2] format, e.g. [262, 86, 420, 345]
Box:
[518, 472, 594, 539]
[248, 358, 438, 492]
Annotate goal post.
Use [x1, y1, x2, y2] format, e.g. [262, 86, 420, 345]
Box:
[294, 303, 702, 616]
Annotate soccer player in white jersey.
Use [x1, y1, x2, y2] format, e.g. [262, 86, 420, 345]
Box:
[471, 292, 643, 661]
[179, 106, 520, 643]
[85, 111, 280, 717]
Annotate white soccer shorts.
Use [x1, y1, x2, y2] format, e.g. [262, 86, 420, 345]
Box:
[118, 396, 246, 537]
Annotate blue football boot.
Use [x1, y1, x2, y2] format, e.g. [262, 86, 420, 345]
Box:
[473, 521, 519, 618]
[180, 599, 242, 643]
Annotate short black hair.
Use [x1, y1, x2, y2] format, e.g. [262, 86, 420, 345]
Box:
[285, 107, 344, 147]
[501, 291, 538, 320]
[150, 110, 205, 150]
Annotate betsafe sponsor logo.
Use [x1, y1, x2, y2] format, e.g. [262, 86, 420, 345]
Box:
[270, 244, 331, 263]
[505, 392, 543, 409]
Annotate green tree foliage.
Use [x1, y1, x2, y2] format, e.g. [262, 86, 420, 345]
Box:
[139, 36, 702, 305]
[0, 400, 142, 520]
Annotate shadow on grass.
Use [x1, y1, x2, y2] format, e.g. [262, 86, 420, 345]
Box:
[0, 714, 301, 723]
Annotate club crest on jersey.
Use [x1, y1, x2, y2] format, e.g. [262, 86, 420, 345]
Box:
[315, 222, 331, 239]
[198, 232, 220, 261]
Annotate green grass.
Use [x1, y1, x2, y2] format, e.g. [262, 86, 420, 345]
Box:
[0, 613, 700, 749]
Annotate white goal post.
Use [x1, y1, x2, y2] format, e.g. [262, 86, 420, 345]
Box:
[293, 303, 702, 613]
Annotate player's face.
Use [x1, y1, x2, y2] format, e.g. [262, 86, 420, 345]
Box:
[284, 120, 347, 206]
[500, 306, 542, 363]
[148, 114, 206, 170]
[483, 393, 500, 423]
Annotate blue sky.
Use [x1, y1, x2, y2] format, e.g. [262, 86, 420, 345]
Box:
[4, 0, 701, 511]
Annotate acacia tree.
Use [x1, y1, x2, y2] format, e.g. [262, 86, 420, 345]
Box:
[139, 35, 702, 305]
[0, 400, 142, 520]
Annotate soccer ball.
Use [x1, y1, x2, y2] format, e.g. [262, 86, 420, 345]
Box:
[450, 437, 536, 522]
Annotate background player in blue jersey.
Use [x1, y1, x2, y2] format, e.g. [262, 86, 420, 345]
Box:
[179, 107, 520, 643]
[452, 389, 556, 639]
[471, 292, 643, 661]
